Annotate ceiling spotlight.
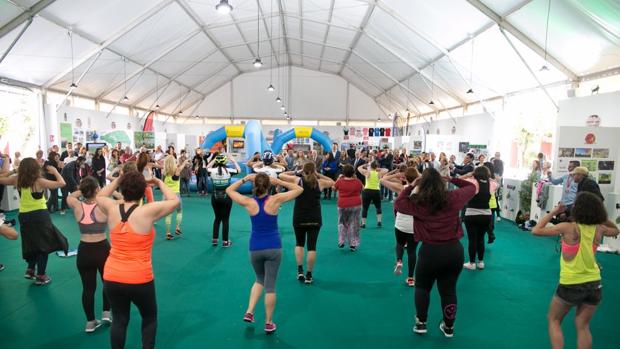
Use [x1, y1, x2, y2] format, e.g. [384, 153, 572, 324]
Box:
[179, 110, 183, 114]
[284, 111, 288, 116]
[429, 100, 435, 105]
[466, 88, 474, 94]
[215, 0, 233, 15]
[267, 84, 274, 92]
[539, 65, 550, 72]
[155, 104, 160, 110]
[253, 57, 263, 68]
[70, 82, 78, 88]
[194, 115, 199, 119]
[123, 96, 129, 101]
[275, 96, 282, 103]
[280, 105, 285, 111]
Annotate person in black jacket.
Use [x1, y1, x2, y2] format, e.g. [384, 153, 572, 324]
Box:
[91, 148, 106, 188]
[492, 152, 504, 178]
[572, 167, 604, 202]
[452, 153, 475, 177]
[353, 149, 368, 185]
[60, 157, 85, 214]
[44, 151, 62, 212]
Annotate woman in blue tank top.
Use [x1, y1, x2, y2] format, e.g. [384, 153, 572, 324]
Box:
[226, 172, 303, 334]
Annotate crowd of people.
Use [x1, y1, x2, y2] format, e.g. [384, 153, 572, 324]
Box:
[0, 139, 616, 349]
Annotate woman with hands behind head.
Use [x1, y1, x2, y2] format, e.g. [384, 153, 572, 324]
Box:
[96, 171, 179, 349]
[226, 172, 303, 334]
[533, 192, 619, 349]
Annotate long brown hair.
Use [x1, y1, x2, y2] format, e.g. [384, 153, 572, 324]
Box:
[137, 152, 149, 172]
[17, 158, 42, 189]
[302, 162, 319, 189]
[411, 168, 448, 214]
[253, 173, 271, 197]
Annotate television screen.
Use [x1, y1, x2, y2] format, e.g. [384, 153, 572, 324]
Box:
[232, 140, 245, 149]
[86, 142, 106, 154]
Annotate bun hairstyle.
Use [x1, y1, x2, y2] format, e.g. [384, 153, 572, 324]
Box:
[79, 176, 99, 199]
[253, 173, 271, 197]
[302, 161, 319, 189]
[404, 167, 420, 183]
[370, 161, 378, 170]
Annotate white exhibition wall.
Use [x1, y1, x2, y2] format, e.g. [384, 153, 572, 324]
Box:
[193, 66, 384, 120]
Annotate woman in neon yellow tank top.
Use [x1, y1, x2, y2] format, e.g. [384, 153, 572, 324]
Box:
[0, 157, 67, 286]
[162, 155, 190, 240]
[533, 192, 618, 349]
[357, 160, 388, 228]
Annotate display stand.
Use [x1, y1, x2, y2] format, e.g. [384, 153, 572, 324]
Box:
[501, 178, 523, 222]
[599, 192, 620, 253]
[529, 183, 563, 222]
[1, 186, 20, 212]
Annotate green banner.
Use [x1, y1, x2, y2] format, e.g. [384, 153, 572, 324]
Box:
[60, 123, 72, 141]
[134, 131, 155, 149]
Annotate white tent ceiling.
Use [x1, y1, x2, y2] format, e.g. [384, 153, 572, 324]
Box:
[0, 0, 619, 118]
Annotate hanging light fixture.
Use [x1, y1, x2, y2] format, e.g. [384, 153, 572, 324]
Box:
[540, 0, 551, 72]
[68, 30, 78, 88]
[122, 56, 129, 101]
[215, 0, 233, 15]
[276, 96, 282, 103]
[267, 0, 275, 92]
[280, 105, 285, 111]
[429, 64, 435, 105]
[253, 3, 262, 69]
[467, 36, 474, 94]
[154, 76, 160, 110]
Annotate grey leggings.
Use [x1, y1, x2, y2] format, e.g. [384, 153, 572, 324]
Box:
[250, 249, 282, 293]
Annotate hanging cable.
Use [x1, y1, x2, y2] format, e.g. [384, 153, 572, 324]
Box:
[267, 0, 274, 91]
[69, 30, 77, 88]
[541, 0, 552, 71]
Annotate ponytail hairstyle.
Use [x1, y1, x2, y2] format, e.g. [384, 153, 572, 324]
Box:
[302, 161, 319, 189]
[137, 152, 149, 172]
[253, 173, 271, 197]
[79, 176, 99, 199]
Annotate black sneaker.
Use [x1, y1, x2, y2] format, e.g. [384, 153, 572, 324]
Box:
[338, 243, 345, 248]
[413, 317, 427, 334]
[350, 246, 357, 252]
[304, 272, 313, 284]
[377, 222, 382, 227]
[297, 267, 305, 282]
[439, 321, 454, 338]
[488, 235, 496, 244]
[0, 264, 4, 271]
[360, 223, 366, 229]
[212, 239, 218, 247]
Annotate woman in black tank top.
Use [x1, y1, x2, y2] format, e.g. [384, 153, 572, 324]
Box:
[280, 162, 335, 284]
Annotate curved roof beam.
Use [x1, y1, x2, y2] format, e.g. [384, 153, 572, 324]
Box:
[338, 0, 376, 74]
[0, 0, 56, 40]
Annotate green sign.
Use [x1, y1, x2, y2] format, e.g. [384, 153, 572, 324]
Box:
[134, 131, 155, 149]
[60, 123, 72, 141]
[101, 130, 131, 146]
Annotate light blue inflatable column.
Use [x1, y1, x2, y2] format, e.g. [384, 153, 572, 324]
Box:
[244, 120, 263, 161]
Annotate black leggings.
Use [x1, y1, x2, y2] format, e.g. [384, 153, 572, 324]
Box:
[395, 228, 418, 278]
[415, 241, 464, 327]
[77, 240, 110, 321]
[47, 189, 59, 212]
[322, 173, 337, 198]
[212, 195, 233, 241]
[362, 189, 382, 218]
[104, 280, 157, 349]
[464, 215, 490, 263]
[26, 253, 48, 276]
[294, 226, 320, 251]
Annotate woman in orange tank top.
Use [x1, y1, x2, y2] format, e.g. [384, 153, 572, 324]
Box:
[96, 170, 179, 349]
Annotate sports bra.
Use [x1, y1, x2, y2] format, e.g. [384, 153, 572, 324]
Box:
[78, 202, 107, 234]
[103, 204, 156, 284]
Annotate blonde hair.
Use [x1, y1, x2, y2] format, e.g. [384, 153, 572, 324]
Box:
[164, 155, 177, 177]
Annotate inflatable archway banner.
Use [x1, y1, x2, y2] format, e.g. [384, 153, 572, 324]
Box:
[271, 127, 332, 153]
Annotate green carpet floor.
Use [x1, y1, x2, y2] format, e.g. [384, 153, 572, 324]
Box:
[0, 195, 618, 348]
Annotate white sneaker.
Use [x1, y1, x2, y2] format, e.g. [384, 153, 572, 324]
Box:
[394, 261, 403, 275]
[496, 216, 501, 222]
[463, 262, 476, 270]
[476, 261, 485, 270]
[101, 311, 112, 323]
[85, 320, 102, 333]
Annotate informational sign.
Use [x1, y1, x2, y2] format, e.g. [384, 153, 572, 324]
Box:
[134, 131, 155, 149]
[60, 123, 72, 144]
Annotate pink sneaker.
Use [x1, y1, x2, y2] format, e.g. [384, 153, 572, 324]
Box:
[264, 323, 277, 334]
[243, 313, 254, 323]
[406, 277, 415, 287]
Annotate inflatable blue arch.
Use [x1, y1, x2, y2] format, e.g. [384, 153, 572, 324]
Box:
[271, 126, 332, 153]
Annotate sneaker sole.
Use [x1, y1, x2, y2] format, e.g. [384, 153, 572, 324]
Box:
[413, 328, 427, 334]
[297, 275, 305, 282]
[394, 265, 403, 275]
[85, 323, 102, 333]
[440, 324, 454, 338]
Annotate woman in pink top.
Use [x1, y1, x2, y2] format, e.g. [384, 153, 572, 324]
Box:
[333, 164, 364, 251]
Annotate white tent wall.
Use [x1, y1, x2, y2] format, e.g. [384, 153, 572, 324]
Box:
[192, 67, 383, 120]
[409, 113, 496, 149]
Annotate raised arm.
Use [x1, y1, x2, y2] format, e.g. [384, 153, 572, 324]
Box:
[357, 164, 369, 177]
[601, 220, 620, 237]
[380, 176, 404, 193]
[532, 205, 568, 236]
[36, 166, 66, 189]
[317, 172, 335, 190]
[228, 155, 241, 173]
[225, 174, 255, 207]
[0, 175, 17, 186]
[96, 177, 121, 214]
[140, 178, 180, 221]
[67, 190, 83, 209]
[278, 172, 300, 184]
[271, 177, 303, 204]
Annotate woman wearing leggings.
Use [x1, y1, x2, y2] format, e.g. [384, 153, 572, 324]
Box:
[0, 157, 67, 285]
[409, 168, 476, 338]
[163, 155, 189, 240]
[461, 167, 498, 271]
[380, 167, 420, 286]
[334, 164, 364, 251]
[533, 193, 618, 349]
[357, 161, 387, 228]
[226, 173, 303, 334]
[67, 176, 115, 332]
[97, 171, 179, 349]
[483, 162, 498, 244]
[280, 162, 334, 284]
[207, 154, 240, 247]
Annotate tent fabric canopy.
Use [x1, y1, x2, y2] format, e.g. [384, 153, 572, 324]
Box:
[0, 0, 619, 118]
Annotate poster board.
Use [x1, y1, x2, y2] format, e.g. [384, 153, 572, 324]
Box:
[554, 126, 619, 200]
[60, 123, 72, 147]
[134, 131, 155, 149]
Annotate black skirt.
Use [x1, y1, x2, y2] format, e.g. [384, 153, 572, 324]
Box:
[18, 209, 68, 260]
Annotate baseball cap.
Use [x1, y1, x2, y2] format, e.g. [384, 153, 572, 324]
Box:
[570, 166, 588, 176]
